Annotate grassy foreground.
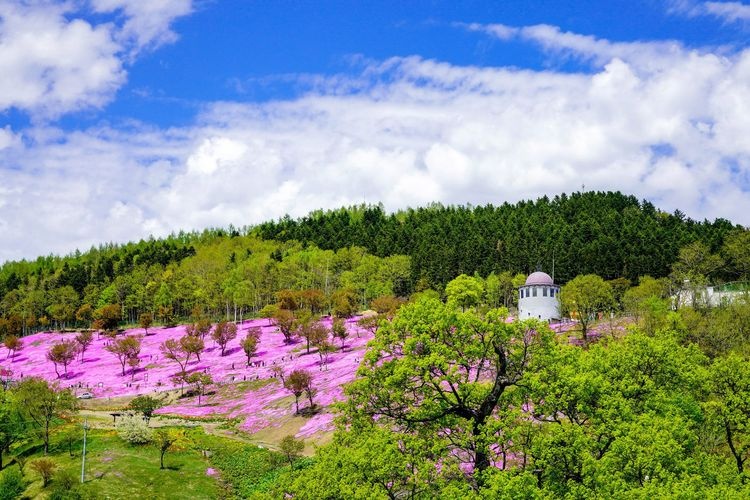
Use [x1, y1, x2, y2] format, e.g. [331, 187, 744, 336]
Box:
[7, 426, 219, 499]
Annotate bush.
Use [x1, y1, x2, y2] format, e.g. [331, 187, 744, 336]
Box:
[49, 489, 83, 500]
[116, 415, 153, 444]
[53, 469, 77, 491]
[0, 467, 25, 500]
[128, 395, 162, 420]
[49, 469, 81, 500]
[31, 457, 57, 487]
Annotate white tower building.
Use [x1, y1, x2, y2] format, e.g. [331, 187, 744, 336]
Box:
[518, 271, 560, 321]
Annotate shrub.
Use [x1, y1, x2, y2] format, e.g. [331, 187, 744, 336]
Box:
[116, 415, 153, 445]
[31, 457, 57, 487]
[53, 469, 76, 491]
[128, 395, 162, 420]
[0, 467, 25, 500]
[279, 435, 304, 467]
[48, 469, 81, 500]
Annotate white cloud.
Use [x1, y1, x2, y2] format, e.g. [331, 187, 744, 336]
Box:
[0, 0, 193, 117]
[670, 1, 750, 22]
[4, 24, 750, 262]
[462, 22, 692, 73]
[705, 1, 750, 21]
[90, 0, 193, 54]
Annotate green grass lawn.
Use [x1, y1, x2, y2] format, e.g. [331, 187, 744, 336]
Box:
[9, 426, 221, 499]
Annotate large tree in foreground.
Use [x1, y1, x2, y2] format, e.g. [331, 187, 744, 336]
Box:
[0, 390, 27, 469]
[344, 298, 554, 477]
[14, 378, 77, 454]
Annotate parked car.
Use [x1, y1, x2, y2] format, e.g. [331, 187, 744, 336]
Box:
[77, 392, 94, 399]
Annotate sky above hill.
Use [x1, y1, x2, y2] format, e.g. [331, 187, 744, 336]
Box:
[1, 0, 750, 262]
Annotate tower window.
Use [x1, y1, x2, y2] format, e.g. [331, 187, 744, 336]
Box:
[543, 287, 548, 297]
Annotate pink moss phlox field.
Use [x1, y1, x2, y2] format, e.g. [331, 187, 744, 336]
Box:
[0, 315, 614, 440]
[0, 317, 373, 439]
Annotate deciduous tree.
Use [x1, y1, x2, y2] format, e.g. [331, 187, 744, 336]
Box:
[105, 335, 143, 376]
[332, 318, 349, 350]
[279, 435, 304, 467]
[0, 390, 26, 469]
[211, 321, 238, 356]
[185, 372, 213, 404]
[154, 428, 188, 470]
[241, 328, 261, 366]
[93, 304, 121, 332]
[345, 298, 552, 476]
[285, 369, 313, 414]
[46, 340, 78, 378]
[75, 330, 93, 362]
[139, 312, 153, 335]
[128, 395, 162, 420]
[274, 309, 298, 344]
[14, 378, 78, 454]
[3, 335, 21, 360]
[445, 274, 484, 311]
[560, 274, 614, 343]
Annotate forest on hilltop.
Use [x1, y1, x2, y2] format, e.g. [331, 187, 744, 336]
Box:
[0, 191, 745, 337]
[258, 191, 738, 285]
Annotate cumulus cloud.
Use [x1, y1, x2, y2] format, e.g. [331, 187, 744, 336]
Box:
[3, 23, 750, 261]
[0, 0, 193, 117]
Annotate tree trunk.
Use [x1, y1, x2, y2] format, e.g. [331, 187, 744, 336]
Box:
[44, 420, 50, 454]
[160, 449, 166, 469]
[726, 421, 744, 474]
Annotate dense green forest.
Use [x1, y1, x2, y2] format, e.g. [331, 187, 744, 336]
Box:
[0, 191, 746, 337]
[257, 191, 739, 285]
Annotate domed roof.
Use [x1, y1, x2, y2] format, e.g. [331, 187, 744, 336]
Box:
[525, 271, 554, 286]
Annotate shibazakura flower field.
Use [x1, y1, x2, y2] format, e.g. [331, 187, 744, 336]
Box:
[0, 317, 374, 439]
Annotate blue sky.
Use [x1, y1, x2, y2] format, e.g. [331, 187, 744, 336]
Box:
[19, 0, 749, 128]
[1, 0, 750, 261]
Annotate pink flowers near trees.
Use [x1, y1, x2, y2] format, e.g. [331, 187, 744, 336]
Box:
[160, 334, 203, 373]
[274, 309, 298, 344]
[181, 334, 205, 362]
[139, 313, 153, 335]
[241, 327, 261, 366]
[46, 340, 78, 378]
[332, 318, 349, 350]
[3, 335, 22, 359]
[185, 372, 213, 405]
[284, 369, 315, 414]
[105, 335, 143, 377]
[212, 321, 238, 356]
[75, 330, 93, 362]
[186, 318, 212, 341]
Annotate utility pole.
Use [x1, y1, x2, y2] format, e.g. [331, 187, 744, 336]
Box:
[80, 418, 89, 483]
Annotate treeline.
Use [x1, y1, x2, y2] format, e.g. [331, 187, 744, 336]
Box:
[0, 191, 746, 338]
[257, 191, 739, 287]
[0, 232, 410, 337]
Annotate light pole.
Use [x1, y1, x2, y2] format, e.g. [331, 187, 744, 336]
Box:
[80, 418, 89, 483]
